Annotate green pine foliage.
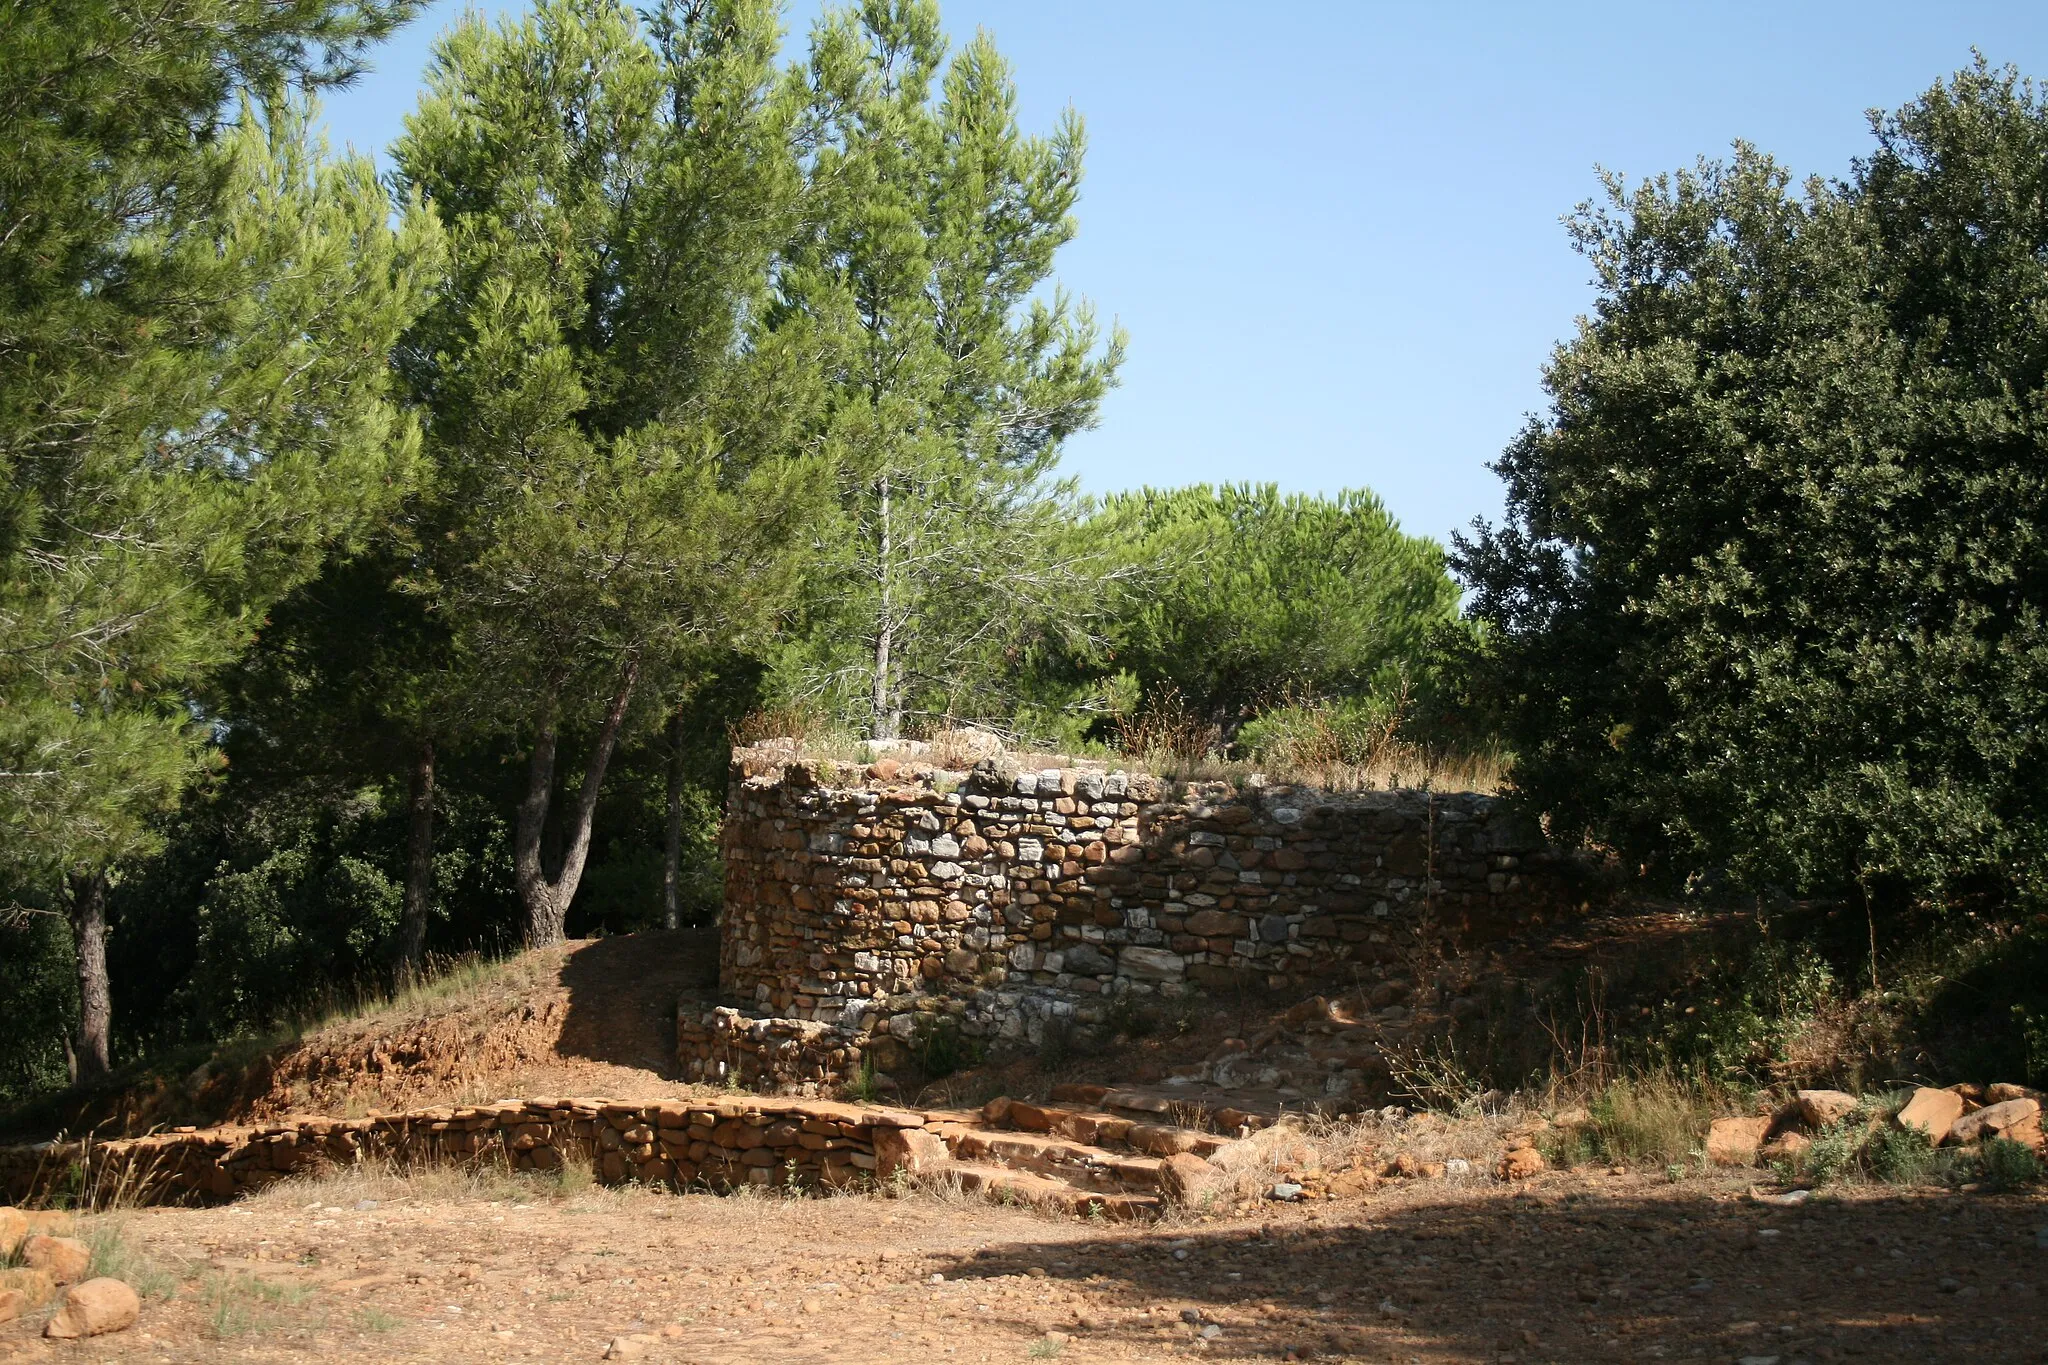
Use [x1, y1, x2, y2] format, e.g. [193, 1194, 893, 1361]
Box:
[763, 0, 1124, 739]
[1, 0, 444, 1077]
[1087, 483, 1462, 748]
[391, 0, 825, 944]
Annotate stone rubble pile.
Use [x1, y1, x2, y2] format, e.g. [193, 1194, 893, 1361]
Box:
[0, 1209, 139, 1339]
[1706, 1082, 2046, 1167]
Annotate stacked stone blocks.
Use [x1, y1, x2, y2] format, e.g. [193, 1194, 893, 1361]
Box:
[719, 746, 1576, 1055]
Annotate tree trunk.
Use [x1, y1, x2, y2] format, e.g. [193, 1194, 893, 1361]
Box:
[66, 871, 112, 1082]
[871, 472, 898, 740]
[515, 657, 642, 947]
[662, 704, 685, 931]
[394, 738, 436, 976]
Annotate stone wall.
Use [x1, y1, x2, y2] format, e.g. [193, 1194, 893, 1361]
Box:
[718, 745, 1581, 1060]
[0, 1096, 948, 1208]
[674, 1006, 866, 1095]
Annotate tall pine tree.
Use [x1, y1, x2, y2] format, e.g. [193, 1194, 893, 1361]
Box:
[769, 0, 1123, 739]
[0, 0, 443, 1078]
[393, 0, 824, 947]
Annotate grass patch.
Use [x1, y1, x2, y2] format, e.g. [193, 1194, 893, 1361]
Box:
[354, 1305, 402, 1333]
[1582, 1073, 1721, 1167]
[80, 1217, 178, 1298]
[203, 1270, 313, 1338]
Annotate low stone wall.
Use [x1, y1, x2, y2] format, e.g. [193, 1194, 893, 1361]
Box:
[720, 746, 1582, 1056]
[0, 1096, 947, 1208]
[674, 1006, 866, 1095]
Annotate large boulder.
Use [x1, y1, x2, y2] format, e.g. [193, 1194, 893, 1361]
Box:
[21, 1234, 90, 1285]
[1706, 1116, 1771, 1166]
[1948, 1097, 2041, 1147]
[1896, 1087, 1965, 1144]
[1793, 1089, 1859, 1130]
[43, 1278, 139, 1339]
[0, 1208, 25, 1258]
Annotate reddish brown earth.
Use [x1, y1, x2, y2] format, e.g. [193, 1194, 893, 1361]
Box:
[6, 920, 2044, 1362]
[2, 1165, 2043, 1363]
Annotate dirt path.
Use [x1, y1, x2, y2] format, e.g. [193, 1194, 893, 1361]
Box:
[5, 1167, 2041, 1363]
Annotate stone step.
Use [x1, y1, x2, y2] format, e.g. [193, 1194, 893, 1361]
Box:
[996, 1091, 1236, 1152]
[1050, 1081, 1326, 1134]
[936, 1122, 1164, 1194]
[947, 1161, 1159, 1220]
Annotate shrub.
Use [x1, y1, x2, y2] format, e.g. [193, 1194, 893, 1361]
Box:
[1978, 1138, 2043, 1189]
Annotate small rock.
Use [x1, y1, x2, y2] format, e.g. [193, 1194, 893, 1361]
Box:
[0, 1268, 56, 1320]
[353, 1199, 378, 1211]
[1200, 1323, 1222, 1339]
[1269, 1182, 1304, 1202]
[1736, 1357, 1781, 1365]
[1793, 1089, 1859, 1130]
[1444, 1157, 1472, 1177]
[1157, 1153, 1222, 1207]
[1938, 1276, 1962, 1293]
[1760, 1131, 1812, 1163]
[1323, 1165, 1377, 1197]
[1496, 1145, 1545, 1181]
[1896, 1086, 1966, 1144]
[42, 1278, 139, 1339]
[1707, 1116, 1771, 1166]
[22, 1235, 90, 1286]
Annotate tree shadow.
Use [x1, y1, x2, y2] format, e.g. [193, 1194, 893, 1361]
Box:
[553, 928, 720, 1076]
[932, 1182, 2045, 1361]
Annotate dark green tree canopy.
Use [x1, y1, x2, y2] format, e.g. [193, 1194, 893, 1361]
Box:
[1095, 483, 1460, 740]
[1456, 59, 2048, 907]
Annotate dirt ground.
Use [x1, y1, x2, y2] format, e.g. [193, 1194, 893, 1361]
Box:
[4, 1164, 2043, 1364]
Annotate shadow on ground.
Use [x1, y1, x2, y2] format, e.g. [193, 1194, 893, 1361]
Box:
[937, 1182, 2047, 1362]
[554, 928, 721, 1077]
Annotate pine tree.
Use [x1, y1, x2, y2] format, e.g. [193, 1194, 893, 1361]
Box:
[0, 1, 443, 1077]
[770, 0, 1123, 739]
[393, 0, 823, 947]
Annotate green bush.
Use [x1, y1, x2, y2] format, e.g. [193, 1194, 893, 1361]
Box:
[1978, 1138, 2043, 1189]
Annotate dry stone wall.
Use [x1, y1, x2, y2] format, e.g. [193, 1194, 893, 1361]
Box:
[0, 1096, 947, 1209]
[719, 745, 1581, 1063]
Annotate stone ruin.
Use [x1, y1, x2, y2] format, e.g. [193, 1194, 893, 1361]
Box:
[680, 742, 1585, 1091]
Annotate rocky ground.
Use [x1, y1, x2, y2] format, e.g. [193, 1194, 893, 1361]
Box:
[2, 1160, 2044, 1364]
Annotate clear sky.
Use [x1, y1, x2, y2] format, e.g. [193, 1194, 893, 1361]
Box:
[316, 1, 2048, 546]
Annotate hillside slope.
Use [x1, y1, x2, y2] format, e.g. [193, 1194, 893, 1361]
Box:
[11, 930, 719, 1140]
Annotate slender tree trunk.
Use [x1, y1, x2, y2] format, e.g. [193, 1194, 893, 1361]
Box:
[514, 704, 563, 946]
[662, 705, 685, 931]
[66, 871, 112, 1082]
[394, 738, 436, 976]
[871, 472, 898, 740]
[515, 657, 642, 947]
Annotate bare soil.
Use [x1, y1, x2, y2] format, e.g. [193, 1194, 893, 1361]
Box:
[4, 1165, 2043, 1363]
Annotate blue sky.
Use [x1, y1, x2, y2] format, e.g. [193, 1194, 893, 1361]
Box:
[318, 1, 2048, 546]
